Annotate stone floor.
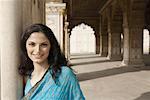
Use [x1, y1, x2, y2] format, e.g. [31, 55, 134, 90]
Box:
[70, 54, 150, 100]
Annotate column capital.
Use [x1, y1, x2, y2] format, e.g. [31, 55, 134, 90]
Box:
[46, 2, 66, 14]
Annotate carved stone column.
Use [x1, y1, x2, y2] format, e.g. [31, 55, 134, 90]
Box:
[107, 7, 122, 61]
[107, 32, 122, 60]
[64, 20, 69, 59]
[129, 28, 144, 65]
[46, 2, 66, 51]
[122, 0, 145, 66]
[122, 25, 144, 65]
[0, 0, 23, 99]
[122, 11, 130, 65]
[100, 15, 108, 57]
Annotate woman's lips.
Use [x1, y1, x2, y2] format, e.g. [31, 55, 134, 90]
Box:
[33, 54, 42, 58]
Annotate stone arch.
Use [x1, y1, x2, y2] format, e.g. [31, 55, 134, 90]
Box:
[70, 22, 96, 36]
[69, 20, 100, 54]
[70, 23, 96, 54]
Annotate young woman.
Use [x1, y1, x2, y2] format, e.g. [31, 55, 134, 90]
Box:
[19, 24, 85, 100]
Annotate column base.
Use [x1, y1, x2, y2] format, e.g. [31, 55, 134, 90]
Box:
[121, 59, 145, 67]
[107, 55, 123, 61]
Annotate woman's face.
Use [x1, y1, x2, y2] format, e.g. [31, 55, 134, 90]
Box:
[26, 32, 51, 64]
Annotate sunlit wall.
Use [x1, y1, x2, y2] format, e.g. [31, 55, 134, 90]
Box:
[143, 29, 150, 54]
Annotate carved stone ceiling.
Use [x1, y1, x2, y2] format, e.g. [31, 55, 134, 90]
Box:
[64, 0, 108, 19]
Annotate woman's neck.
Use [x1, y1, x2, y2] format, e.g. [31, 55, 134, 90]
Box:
[30, 61, 50, 87]
[32, 61, 49, 76]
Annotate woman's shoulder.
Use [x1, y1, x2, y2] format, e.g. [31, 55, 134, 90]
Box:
[61, 66, 75, 76]
[60, 66, 78, 83]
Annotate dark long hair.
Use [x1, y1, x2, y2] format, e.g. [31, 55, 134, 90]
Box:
[19, 23, 68, 80]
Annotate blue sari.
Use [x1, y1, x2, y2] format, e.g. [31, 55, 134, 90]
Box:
[23, 66, 85, 100]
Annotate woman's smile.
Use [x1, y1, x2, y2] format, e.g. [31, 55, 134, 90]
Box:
[33, 54, 42, 59]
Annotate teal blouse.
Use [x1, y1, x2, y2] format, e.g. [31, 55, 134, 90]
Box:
[24, 66, 85, 100]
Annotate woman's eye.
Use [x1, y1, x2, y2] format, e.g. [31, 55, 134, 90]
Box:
[28, 43, 35, 46]
[41, 44, 48, 47]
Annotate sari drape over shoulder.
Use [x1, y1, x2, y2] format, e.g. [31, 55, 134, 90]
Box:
[22, 66, 85, 100]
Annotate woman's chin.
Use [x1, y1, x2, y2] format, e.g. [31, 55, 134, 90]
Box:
[31, 57, 48, 64]
[32, 59, 43, 64]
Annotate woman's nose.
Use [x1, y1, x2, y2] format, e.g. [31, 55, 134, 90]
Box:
[34, 45, 40, 53]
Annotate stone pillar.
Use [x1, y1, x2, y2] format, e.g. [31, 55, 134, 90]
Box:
[130, 28, 144, 65]
[107, 8, 122, 61]
[107, 33, 122, 60]
[122, 12, 130, 65]
[96, 34, 100, 54]
[0, 0, 23, 99]
[100, 16, 108, 57]
[100, 34, 108, 56]
[67, 31, 71, 61]
[46, 2, 66, 51]
[64, 21, 69, 59]
[121, 0, 145, 66]
[122, 26, 144, 66]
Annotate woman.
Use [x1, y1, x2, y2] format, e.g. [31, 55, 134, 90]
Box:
[19, 24, 85, 100]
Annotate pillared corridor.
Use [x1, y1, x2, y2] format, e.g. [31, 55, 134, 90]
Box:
[71, 54, 150, 100]
[1, 0, 150, 99]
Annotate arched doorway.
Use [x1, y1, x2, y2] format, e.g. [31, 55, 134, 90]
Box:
[70, 23, 96, 55]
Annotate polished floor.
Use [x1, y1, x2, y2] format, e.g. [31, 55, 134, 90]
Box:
[70, 54, 150, 100]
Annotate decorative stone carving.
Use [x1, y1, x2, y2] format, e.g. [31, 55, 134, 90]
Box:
[46, 2, 66, 51]
[46, 2, 66, 14]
